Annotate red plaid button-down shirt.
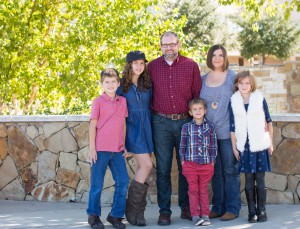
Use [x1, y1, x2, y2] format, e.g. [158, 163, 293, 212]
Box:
[148, 55, 202, 114]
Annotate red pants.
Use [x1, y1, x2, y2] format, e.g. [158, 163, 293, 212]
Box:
[182, 161, 214, 217]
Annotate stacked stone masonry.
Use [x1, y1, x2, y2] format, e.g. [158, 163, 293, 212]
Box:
[0, 115, 299, 205]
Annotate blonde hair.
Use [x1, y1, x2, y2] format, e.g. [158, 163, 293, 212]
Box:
[234, 70, 257, 92]
[100, 68, 120, 83]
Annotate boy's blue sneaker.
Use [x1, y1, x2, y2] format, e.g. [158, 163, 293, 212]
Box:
[192, 215, 204, 226]
[88, 214, 104, 229]
[107, 214, 126, 229]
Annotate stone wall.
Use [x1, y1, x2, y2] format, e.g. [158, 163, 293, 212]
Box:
[0, 115, 300, 204]
[200, 61, 300, 114]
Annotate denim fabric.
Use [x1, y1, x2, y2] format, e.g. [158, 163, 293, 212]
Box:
[86, 151, 129, 217]
[152, 114, 191, 214]
[211, 139, 241, 216]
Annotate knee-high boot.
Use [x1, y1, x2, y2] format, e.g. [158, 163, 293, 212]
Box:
[125, 179, 148, 226]
[136, 182, 149, 226]
[245, 189, 257, 223]
[257, 188, 267, 222]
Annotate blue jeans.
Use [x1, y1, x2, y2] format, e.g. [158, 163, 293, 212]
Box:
[152, 114, 191, 214]
[86, 151, 129, 217]
[211, 139, 241, 216]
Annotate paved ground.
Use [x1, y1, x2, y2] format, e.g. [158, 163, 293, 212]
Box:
[0, 200, 300, 229]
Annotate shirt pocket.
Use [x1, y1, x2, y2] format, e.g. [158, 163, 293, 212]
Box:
[200, 128, 211, 152]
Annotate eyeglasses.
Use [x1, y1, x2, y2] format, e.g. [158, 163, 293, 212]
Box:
[161, 42, 178, 48]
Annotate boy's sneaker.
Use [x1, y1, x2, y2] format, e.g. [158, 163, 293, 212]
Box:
[107, 214, 126, 229]
[201, 216, 211, 226]
[88, 214, 104, 229]
[192, 215, 204, 226]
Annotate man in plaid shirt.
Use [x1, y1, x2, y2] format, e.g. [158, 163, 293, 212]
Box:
[148, 31, 201, 225]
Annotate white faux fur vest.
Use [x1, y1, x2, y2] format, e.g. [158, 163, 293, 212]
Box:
[231, 90, 271, 152]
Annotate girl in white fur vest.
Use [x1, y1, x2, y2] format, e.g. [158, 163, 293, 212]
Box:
[229, 71, 273, 223]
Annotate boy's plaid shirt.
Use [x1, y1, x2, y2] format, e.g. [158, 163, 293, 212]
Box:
[179, 118, 218, 164]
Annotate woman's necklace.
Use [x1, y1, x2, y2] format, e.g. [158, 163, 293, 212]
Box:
[212, 100, 219, 110]
[206, 72, 226, 110]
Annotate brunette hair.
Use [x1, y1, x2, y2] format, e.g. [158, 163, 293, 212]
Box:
[234, 70, 257, 92]
[206, 45, 229, 71]
[100, 68, 120, 83]
[121, 62, 151, 93]
[188, 98, 207, 110]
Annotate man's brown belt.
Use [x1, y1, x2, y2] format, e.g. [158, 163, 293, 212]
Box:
[153, 111, 190, 120]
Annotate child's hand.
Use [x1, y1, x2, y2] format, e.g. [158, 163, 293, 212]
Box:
[233, 148, 240, 161]
[268, 145, 274, 156]
[123, 149, 133, 158]
[89, 149, 97, 165]
[264, 121, 268, 132]
[181, 161, 185, 165]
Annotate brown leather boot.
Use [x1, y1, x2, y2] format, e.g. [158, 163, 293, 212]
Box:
[136, 182, 149, 226]
[125, 179, 148, 226]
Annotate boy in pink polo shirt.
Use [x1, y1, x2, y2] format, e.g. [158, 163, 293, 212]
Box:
[86, 68, 129, 229]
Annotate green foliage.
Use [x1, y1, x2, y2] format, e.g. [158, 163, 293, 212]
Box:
[0, 0, 186, 115]
[236, 15, 300, 64]
[219, 0, 300, 21]
[165, 0, 217, 63]
[168, 0, 218, 46]
[166, 0, 240, 62]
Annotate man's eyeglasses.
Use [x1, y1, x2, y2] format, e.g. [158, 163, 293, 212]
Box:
[161, 42, 178, 48]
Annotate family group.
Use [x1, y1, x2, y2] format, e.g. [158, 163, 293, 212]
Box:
[85, 31, 274, 229]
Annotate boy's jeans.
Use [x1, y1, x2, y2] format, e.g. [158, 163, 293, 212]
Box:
[86, 151, 129, 218]
[182, 161, 214, 217]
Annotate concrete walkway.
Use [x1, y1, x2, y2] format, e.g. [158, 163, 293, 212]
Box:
[0, 200, 300, 229]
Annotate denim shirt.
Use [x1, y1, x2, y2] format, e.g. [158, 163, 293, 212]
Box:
[179, 118, 218, 164]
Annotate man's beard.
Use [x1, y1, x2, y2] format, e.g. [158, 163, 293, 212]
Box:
[164, 52, 177, 59]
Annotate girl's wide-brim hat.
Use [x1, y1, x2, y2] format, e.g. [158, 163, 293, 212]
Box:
[126, 51, 148, 62]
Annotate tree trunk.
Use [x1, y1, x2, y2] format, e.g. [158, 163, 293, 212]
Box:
[259, 54, 265, 65]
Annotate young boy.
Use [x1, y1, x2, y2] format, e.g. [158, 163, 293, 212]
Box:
[179, 98, 218, 226]
[86, 68, 129, 229]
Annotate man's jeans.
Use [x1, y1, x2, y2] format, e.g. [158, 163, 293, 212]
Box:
[211, 139, 241, 216]
[86, 151, 129, 217]
[152, 114, 191, 214]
